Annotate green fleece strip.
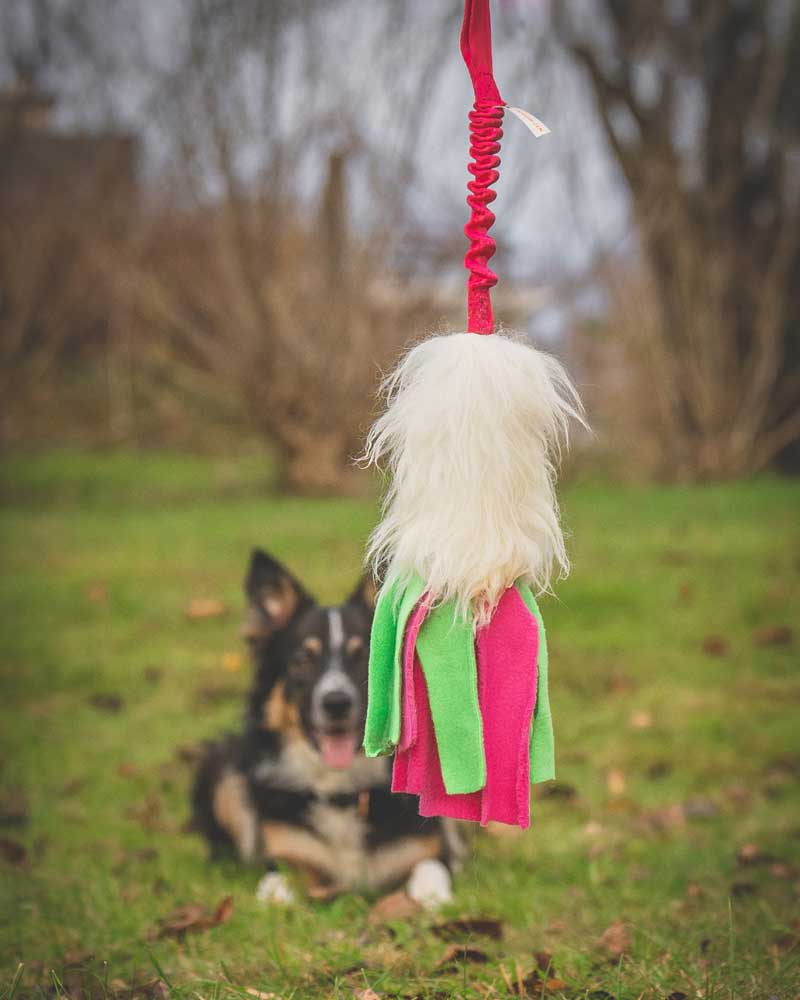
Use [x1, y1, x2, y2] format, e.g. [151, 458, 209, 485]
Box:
[516, 583, 555, 783]
[416, 601, 486, 795]
[363, 574, 425, 757]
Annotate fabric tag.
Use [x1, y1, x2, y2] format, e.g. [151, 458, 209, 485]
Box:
[503, 106, 551, 138]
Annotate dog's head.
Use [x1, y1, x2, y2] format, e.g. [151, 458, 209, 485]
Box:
[242, 548, 377, 770]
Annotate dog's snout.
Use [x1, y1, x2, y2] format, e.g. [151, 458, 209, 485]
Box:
[321, 689, 353, 720]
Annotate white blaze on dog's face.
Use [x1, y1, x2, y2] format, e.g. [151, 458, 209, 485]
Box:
[307, 609, 363, 768]
[243, 548, 375, 770]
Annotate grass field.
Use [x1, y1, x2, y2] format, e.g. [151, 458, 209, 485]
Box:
[1, 450, 798, 999]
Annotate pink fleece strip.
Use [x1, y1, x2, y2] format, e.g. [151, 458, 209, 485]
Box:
[397, 595, 431, 753]
[395, 653, 481, 820]
[475, 586, 538, 827]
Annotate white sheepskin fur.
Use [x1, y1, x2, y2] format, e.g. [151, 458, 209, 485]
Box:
[364, 331, 585, 624]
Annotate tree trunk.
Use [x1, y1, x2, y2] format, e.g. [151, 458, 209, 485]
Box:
[556, 0, 800, 480]
[277, 428, 358, 496]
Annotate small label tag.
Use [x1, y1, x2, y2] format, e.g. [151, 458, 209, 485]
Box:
[503, 106, 551, 138]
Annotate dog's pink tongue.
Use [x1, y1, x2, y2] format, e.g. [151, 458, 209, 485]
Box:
[319, 732, 358, 769]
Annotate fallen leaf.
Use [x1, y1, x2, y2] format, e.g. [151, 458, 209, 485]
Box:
[432, 917, 503, 941]
[605, 797, 637, 815]
[606, 671, 635, 694]
[753, 625, 792, 647]
[61, 949, 95, 967]
[194, 680, 241, 705]
[0, 785, 28, 825]
[0, 836, 27, 865]
[185, 597, 228, 620]
[641, 804, 686, 832]
[154, 894, 233, 938]
[629, 710, 652, 730]
[683, 796, 717, 820]
[770, 932, 799, 954]
[86, 582, 108, 603]
[125, 794, 165, 832]
[597, 919, 631, 958]
[112, 846, 159, 873]
[175, 742, 203, 765]
[485, 820, 525, 838]
[222, 650, 244, 672]
[724, 783, 752, 807]
[737, 842, 764, 864]
[536, 781, 577, 800]
[117, 761, 139, 778]
[60, 800, 87, 823]
[117, 980, 170, 999]
[765, 753, 800, 778]
[88, 692, 124, 713]
[214, 893, 234, 924]
[368, 890, 421, 924]
[437, 944, 489, 967]
[701, 635, 728, 656]
[513, 970, 567, 995]
[62, 777, 86, 796]
[606, 769, 626, 797]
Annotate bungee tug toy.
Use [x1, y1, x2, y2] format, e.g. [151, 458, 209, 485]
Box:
[362, 0, 584, 829]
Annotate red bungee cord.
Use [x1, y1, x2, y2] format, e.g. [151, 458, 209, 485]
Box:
[461, 0, 504, 335]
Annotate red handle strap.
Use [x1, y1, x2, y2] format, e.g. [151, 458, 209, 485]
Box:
[461, 0, 504, 335]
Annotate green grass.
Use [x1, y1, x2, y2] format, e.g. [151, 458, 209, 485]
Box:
[1, 450, 798, 998]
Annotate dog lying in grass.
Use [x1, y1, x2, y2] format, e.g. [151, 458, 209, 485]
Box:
[191, 549, 467, 907]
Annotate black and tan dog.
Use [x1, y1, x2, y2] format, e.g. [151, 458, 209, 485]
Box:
[191, 549, 466, 906]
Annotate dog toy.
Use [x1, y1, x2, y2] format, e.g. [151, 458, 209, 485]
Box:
[362, 0, 583, 828]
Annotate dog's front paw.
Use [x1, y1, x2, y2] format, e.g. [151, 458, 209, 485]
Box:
[406, 858, 453, 911]
[255, 871, 296, 905]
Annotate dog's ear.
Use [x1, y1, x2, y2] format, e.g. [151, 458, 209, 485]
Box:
[346, 571, 380, 613]
[242, 549, 314, 643]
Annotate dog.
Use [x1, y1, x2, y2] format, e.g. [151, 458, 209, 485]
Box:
[191, 548, 467, 907]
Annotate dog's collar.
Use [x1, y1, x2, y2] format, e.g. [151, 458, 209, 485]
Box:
[321, 789, 371, 818]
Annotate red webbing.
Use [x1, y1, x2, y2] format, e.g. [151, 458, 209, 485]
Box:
[460, 0, 504, 334]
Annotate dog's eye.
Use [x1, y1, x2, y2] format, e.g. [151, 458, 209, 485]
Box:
[302, 636, 323, 657]
[288, 653, 314, 681]
[345, 636, 364, 657]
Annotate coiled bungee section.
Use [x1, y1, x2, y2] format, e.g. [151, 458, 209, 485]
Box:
[464, 101, 504, 334]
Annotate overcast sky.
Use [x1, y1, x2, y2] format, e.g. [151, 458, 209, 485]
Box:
[1, 0, 632, 297]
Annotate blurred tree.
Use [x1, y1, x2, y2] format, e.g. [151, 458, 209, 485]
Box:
[556, 0, 800, 478]
[121, 0, 454, 493]
[0, 0, 460, 490]
[0, 3, 137, 448]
